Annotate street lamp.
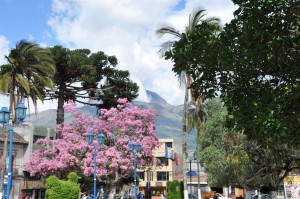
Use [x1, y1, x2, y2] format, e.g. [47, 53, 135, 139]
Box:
[187, 151, 197, 199]
[0, 103, 27, 199]
[128, 141, 141, 199]
[87, 132, 105, 199]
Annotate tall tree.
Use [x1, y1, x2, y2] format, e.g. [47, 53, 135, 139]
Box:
[0, 40, 55, 114]
[0, 40, 55, 192]
[186, 102, 207, 197]
[47, 46, 138, 125]
[25, 99, 160, 197]
[219, 0, 300, 146]
[157, 8, 221, 198]
[199, 98, 299, 191]
[94, 69, 139, 110]
[217, 0, 300, 186]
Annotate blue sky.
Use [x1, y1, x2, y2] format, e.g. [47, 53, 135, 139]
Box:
[0, 0, 237, 111]
[0, 0, 55, 46]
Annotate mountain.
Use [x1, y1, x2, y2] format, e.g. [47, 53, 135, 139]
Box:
[26, 90, 197, 151]
[145, 89, 169, 105]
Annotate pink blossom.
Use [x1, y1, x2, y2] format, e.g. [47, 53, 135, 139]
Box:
[25, 99, 160, 185]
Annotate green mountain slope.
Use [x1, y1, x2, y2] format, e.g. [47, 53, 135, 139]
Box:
[26, 91, 197, 150]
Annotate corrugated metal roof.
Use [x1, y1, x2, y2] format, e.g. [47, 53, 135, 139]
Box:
[0, 128, 28, 145]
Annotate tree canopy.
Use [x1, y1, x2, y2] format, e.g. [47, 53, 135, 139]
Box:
[45, 172, 80, 199]
[47, 46, 139, 124]
[0, 40, 55, 114]
[25, 98, 160, 195]
[219, 0, 300, 147]
[165, 0, 299, 188]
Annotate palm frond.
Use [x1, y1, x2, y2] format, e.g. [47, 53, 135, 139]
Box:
[15, 74, 30, 93]
[0, 73, 10, 93]
[156, 26, 181, 38]
[187, 8, 206, 34]
[158, 41, 175, 57]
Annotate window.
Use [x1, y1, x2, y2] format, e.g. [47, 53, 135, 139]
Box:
[147, 171, 153, 181]
[157, 172, 169, 181]
[137, 172, 144, 181]
[166, 142, 172, 148]
[152, 188, 164, 196]
[157, 157, 168, 166]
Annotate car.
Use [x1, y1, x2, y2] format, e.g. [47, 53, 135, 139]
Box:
[251, 194, 270, 199]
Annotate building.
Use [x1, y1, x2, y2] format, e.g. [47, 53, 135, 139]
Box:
[136, 138, 213, 199]
[137, 138, 174, 199]
[0, 124, 47, 199]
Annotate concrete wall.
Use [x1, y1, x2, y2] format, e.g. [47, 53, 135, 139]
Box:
[14, 123, 34, 174]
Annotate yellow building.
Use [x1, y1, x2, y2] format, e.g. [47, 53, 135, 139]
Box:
[137, 138, 174, 199]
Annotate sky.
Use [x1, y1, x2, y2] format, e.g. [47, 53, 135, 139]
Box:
[0, 0, 237, 112]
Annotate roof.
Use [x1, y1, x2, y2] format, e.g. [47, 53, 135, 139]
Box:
[0, 128, 28, 145]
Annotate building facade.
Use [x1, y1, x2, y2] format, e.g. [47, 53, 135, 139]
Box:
[136, 139, 175, 199]
[0, 124, 46, 199]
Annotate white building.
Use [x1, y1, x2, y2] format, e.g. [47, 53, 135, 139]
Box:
[0, 123, 46, 199]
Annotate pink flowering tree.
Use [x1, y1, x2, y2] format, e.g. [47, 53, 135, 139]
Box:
[25, 98, 160, 195]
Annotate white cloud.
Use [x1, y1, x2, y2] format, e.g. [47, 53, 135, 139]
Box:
[0, 35, 10, 65]
[47, 0, 236, 106]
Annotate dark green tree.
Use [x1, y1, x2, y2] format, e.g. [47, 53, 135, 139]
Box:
[219, 0, 300, 146]
[166, 180, 183, 199]
[217, 0, 300, 183]
[96, 69, 139, 109]
[47, 46, 138, 124]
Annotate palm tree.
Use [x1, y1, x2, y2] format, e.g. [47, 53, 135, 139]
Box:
[0, 40, 55, 191]
[156, 8, 220, 199]
[187, 101, 207, 198]
[0, 40, 56, 115]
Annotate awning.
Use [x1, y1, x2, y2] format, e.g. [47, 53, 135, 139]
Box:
[186, 170, 198, 176]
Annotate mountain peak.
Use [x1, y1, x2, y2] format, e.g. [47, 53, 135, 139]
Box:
[146, 90, 169, 105]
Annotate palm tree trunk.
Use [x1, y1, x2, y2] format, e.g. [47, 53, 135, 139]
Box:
[182, 81, 189, 199]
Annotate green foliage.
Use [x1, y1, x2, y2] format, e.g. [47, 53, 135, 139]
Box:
[199, 98, 292, 189]
[162, 21, 221, 100]
[96, 69, 139, 109]
[46, 172, 80, 199]
[48, 46, 139, 124]
[166, 180, 183, 199]
[219, 0, 300, 146]
[67, 172, 79, 184]
[0, 40, 55, 113]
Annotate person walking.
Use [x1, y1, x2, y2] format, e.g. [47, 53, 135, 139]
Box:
[25, 195, 31, 199]
[138, 191, 144, 199]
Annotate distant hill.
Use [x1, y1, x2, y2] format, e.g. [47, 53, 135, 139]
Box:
[26, 90, 197, 151]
